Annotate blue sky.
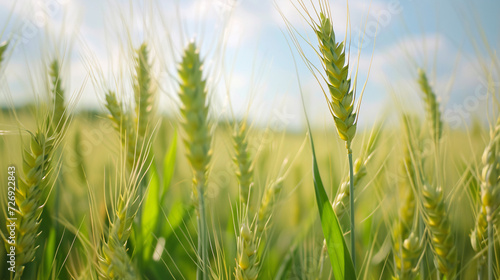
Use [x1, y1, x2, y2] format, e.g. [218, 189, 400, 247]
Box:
[0, 0, 499, 130]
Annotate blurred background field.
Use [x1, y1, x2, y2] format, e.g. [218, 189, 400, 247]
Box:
[0, 0, 500, 279]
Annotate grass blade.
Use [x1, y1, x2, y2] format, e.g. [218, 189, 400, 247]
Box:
[142, 159, 161, 261]
[161, 129, 177, 202]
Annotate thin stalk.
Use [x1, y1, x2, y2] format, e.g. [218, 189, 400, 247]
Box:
[196, 173, 209, 280]
[488, 209, 493, 280]
[479, 262, 483, 280]
[348, 151, 356, 269]
[419, 216, 425, 280]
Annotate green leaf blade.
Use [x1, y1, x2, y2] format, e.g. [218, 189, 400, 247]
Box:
[161, 129, 177, 202]
[142, 159, 161, 261]
[309, 131, 356, 280]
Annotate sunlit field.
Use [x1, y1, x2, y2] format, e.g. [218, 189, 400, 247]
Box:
[0, 0, 499, 279]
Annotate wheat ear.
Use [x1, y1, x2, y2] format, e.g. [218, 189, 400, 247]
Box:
[49, 59, 66, 133]
[393, 185, 421, 278]
[257, 178, 284, 233]
[133, 43, 156, 139]
[235, 223, 259, 280]
[3, 131, 55, 280]
[105, 91, 137, 169]
[99, 190, 139, 280]
[315, 13, 357, 150]
[233, 123, 254, 205]
[417, 69, 442, 144]
[393, 115, 422, 279]
[0, 41, 8, 68]
[178, 42, 212, 280]
[422, 184, 457, 277]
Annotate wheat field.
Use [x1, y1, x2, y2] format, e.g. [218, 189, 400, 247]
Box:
[0, 0, 499, 279]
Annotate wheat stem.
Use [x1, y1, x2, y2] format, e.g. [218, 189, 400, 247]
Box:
[488, 210, 493, 280]
[196, 171, 209, 280]
[348, 152, 356, 268]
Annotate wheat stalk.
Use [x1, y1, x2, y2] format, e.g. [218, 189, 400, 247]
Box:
[312, 7, 364, 267]
[422, 183, 457, 277]
[233, 123, 254, 205]
[178, 42, 212, 280]
[417, 69, 442, 144]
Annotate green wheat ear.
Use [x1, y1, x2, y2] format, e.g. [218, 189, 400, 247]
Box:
[235, 223, 259, 280]
[105, 91, 137, 169]
[257, 179, 284, 233]
[417, 69, 442, 144]
[471, 117, 500, 263]
[233, 122, 254, 205]
[3, 131, 55, 280]
[178, 42, 212, 202]
[99, 190, 139, 280]
[0, 41, 8, 67]
[133, 42, 156, 139]
[315, 12, 357, 151]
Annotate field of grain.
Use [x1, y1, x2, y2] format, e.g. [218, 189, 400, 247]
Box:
[0, 0, 499, 279]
